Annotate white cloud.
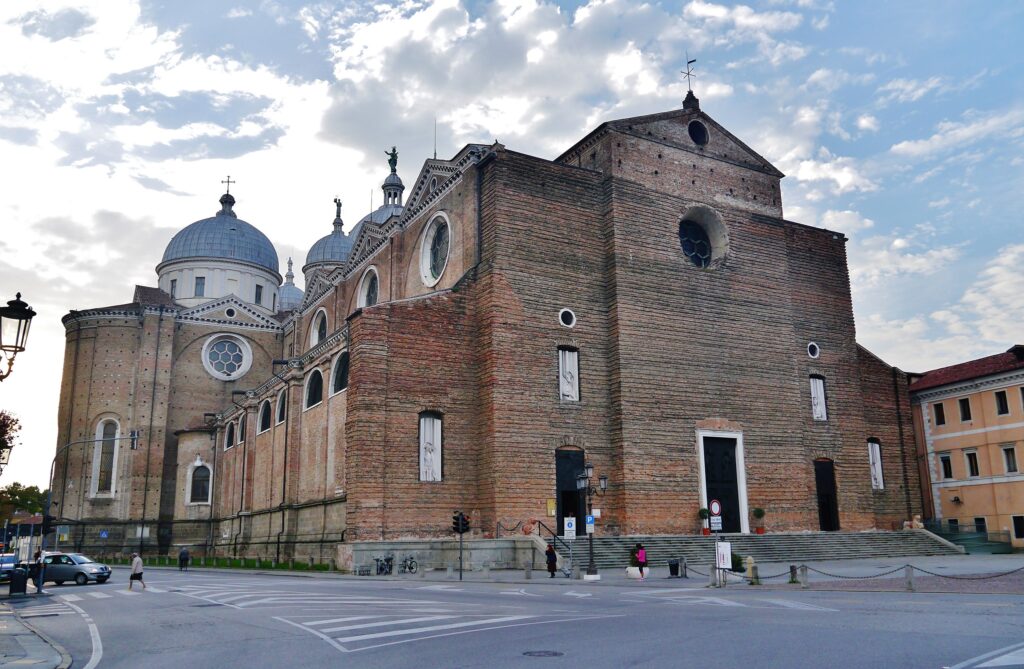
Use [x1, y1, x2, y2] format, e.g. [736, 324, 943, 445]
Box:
[927, 196, 951, 209]
[891, 108, 1024, 158]
[877, 76, 943, 104]
[855, 114, 879, 132]
[849, 231, 961, 287]
[820, 209, 873, 233]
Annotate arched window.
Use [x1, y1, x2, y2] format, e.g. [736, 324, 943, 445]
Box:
[418, 411, 443, 482]
[305, 370, 324, 409]
[190, 465, 211, 504]
[276, 388, 287, 424]
[358, 268, 379, 308]
[92, 419, 119, 496]
[310, 309, 328, 346]
[868, 439, 884, 490]
[258, 400, 272, 433]
[809, 375, 828, 421]
[238, 415, 246, 443]
[225, 422, 236, 450]
[557, 346, 580, 402]
[332, 351, 350, 394]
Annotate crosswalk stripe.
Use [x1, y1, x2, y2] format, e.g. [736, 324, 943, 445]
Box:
[305, 616, 384, 627]
[58, 594, 82, 602]
[757, 599, 837, 612]
[320, 616, 453, 634]
[334, 616, 533, 643]
[146, 586, 166, 593]
[87, 592, 112, 599]
[117, 589, 141, 595]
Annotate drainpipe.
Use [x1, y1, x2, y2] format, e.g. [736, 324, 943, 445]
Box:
[139, 305, 164, 553]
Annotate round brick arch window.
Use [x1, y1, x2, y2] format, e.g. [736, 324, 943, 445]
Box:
[678, 220, 712, 268]
[201, 334, 253, 381]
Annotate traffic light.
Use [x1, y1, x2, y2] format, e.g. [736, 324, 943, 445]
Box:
[41, 514, 57, 536]
[452, 511, 470, 534]
[130, 429, 140, 450]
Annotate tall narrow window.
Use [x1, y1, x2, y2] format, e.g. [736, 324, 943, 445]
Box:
[558, 347, 580, 402]
[311, 310, 328, 346]
[419, 411, 443, 482]
[255, 284, 263, 306]
[195, 276, 206, 297]
[1004, 446, 1018, 473]
[809, 376, 828, 421]
[940, 454, 953, 479]
[965, 451, 980, 477]
[332, 351, 350, 394]
[958, 397, 972, 422]
[868, 440, 884, 490]
[974, 517, 987, 534]
[933, 403, 946, 426]
[258, 400, 272, 433]
[1014, 516, 1024, 540]
[169, 279, 177, 298]
[225, 422, 235, 450]
[305, 370, 323, 408]
[190, 465, 211, 504]
[995, 390, 1009, 416]
[93, 420, 118, 495]
[238, 415, 246, 443]
[276, 388, 287, 424]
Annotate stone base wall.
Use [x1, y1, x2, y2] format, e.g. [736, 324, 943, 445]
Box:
[337, 537, 542, 573]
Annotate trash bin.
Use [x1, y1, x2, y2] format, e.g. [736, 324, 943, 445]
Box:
[8, 567, 28, 595]
[668, 559, 680, 577]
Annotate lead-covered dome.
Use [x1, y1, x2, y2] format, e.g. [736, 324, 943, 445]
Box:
[161, 193, 279, 274]
[304, 199, 356, 272]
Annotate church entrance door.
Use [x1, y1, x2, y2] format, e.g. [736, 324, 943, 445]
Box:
[555, 450, 586, 536]
[702, 437, 742, 533]
[814, 459, 840, 531]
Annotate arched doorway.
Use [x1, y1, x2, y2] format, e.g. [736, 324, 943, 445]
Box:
[814, 458, 840, 531]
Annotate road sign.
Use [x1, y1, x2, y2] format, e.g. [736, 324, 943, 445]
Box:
[585, 515, 595, 534]
[716, 541, 732, 569]
[57, 525, 70, 541]
[99, 530, 108, 539]
[709, 516, 723, 531]
[563, 517, 576, 539]
[709, 499, 722, 516]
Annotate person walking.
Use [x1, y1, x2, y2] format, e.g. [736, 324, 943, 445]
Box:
[636, 543, 647, 580]
[129, 552, 146, 590]
[545, 544, 558, 578]
[30, 549, 45, 594]
[178, 547, 190, 571]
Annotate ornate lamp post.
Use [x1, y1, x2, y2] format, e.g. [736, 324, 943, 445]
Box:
[0, 293, 36, 381]
[576, 462, 609, 579]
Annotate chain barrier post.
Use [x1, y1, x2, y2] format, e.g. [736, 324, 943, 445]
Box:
[799, 564, 809, 589]
[789, 564, 798, 584]
[682, 557, 688, 578]
[750, 564, 760, 586]
[905, 565, 914, 592]
[709, 564, 717, 588]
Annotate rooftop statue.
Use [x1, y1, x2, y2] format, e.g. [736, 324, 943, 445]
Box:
[386, 146, 398, 172]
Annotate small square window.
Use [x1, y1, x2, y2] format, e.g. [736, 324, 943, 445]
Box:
[940, 454, 953, 480]
[933, 403, 946, 426]
[1004, 446, 1018, 474]
[974, 517, 987, 534]
[947, 518, 960, 533]
[965, 451, 980, 478]
[958, 398, 972, 422]
[995, 390, 1009, 416]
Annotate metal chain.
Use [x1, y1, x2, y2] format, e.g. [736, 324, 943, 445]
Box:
[805, 565, 909, 580]
[911, 565, 1024, 580]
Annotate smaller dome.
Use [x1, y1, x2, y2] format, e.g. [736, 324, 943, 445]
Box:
[384, 172, 403, 187]
[304, 199, 355, 272]
[279, 258, 304, 311]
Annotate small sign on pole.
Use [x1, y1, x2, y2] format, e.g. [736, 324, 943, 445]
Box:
[709, 515, 723, 531]
[716, 541, 732, 569]
[585, 514, 595, 534]
[563, 517, 576, 540]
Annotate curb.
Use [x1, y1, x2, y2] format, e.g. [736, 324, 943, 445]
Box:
[0, 604, 69, 669]
[16, 615, 72, 669]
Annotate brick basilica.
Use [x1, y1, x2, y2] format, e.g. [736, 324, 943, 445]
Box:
[53, 91, 923, 563]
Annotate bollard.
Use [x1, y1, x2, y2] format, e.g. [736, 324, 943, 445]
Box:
[745, 556, 755, 580]
[789, 564, 798, 584]
[419, 564, 427, 577]
[709, 564, 718, 588]
[799, 564, 809, 589]
[905, 565, 914, 592]
[329, 558, 336, 572]
[572, 563, 581, 580]
[308, 556, 314, 569]
[446, 562, 454, 579]
[525, 561, 532, 579]
[681, 557, 688, 579]
[750, 565, 760, 586]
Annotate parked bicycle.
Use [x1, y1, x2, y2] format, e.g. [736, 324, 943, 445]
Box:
[373, 555, 394, 575]
[398, 555, 418, 574]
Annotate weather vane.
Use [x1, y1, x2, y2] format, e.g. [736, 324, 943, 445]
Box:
[221, 175, 235, 193]
[681, 53, 697, 92]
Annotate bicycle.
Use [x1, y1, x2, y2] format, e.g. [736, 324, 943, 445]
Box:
[398, 556, 418, 574]
[373, 555, 394, 575]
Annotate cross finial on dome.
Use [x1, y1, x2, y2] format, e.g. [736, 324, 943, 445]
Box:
[221, 175, 235, 193]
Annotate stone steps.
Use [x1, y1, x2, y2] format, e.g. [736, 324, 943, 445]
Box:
[548, 530, 960, 569]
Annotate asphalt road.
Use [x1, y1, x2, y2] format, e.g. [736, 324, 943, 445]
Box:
[10, 569, 1024, 668]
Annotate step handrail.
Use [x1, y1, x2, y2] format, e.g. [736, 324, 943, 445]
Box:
[536, 520, 573, 554]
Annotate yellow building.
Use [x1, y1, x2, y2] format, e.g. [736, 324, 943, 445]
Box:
[910, 345, 1024, 549]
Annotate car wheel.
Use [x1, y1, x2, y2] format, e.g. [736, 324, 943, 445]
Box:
[54, 580, 65, 586]
[75, 573, 88, 586]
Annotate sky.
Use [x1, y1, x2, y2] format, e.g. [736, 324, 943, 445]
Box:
[1, 0, 1022, 489]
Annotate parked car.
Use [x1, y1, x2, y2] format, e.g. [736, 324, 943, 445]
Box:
[41, 552, 112, 585]
[0, 553, 16, 583]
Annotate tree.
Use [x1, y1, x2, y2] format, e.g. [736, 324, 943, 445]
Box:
[1, 482, 49, 515]
[0, 410, 20, 477]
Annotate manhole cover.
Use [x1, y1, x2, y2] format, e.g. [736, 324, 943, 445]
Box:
[523, 651, 564, 657]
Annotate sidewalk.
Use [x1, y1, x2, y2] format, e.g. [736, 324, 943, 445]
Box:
[0, 602, 68, 669]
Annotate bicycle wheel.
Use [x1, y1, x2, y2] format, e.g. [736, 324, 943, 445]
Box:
[408, 559, 417, 574]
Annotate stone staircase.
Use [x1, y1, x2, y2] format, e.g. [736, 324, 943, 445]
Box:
[548, 530, 961, 569]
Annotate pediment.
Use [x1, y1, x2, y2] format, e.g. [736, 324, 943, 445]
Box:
[178, 296, 282, 330]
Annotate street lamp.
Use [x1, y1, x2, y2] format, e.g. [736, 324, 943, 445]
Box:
[576, 462, 609, 579]
[0, 293, 36, 381]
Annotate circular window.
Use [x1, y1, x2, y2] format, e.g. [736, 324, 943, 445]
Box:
[807, 342, 820, 359]
[420, 214, 451, 287]
[678, 220, 712, 268]
[201, 334, 253, 381]
[559, 309, 576, 328]
[225, 308, 236, 318]
[688, 120, 709, 146]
